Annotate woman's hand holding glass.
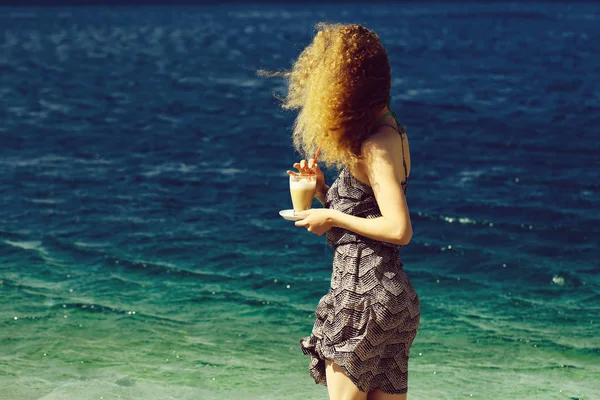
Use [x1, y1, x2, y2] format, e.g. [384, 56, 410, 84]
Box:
[286, 158, 327, 199]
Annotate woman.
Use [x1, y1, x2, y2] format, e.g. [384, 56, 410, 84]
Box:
[265, 23, 420, 400]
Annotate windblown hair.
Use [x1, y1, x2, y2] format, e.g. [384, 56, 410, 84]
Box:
[260, 23, 392, 169]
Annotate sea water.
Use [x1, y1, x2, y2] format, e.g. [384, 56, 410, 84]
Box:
[0, 3, 599, 400]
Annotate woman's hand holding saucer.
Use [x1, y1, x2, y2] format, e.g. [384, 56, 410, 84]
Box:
[294, 208, 338, 236]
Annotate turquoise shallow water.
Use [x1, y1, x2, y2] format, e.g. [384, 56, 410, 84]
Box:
[1, 3, 599, 400]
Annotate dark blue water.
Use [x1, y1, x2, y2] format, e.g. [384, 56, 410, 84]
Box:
[0, 3, 599, 399]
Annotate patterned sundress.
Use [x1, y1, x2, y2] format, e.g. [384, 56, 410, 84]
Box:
[300, 119, 421, 394]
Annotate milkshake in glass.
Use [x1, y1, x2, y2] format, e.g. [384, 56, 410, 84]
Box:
[289, 173, 317, 214]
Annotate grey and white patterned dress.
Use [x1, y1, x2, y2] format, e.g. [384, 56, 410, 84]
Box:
[299, 164, 421, 395]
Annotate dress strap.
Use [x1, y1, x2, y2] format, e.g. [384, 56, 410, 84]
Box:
[372, 110, 409, 186]
[375, 111, 394, 126]
[376, 123, 399, 132]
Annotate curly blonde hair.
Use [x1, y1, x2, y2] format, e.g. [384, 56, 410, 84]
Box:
[260, 23, 392, 169]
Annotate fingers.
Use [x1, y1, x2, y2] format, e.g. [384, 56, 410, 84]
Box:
[290, 159, 320, 175]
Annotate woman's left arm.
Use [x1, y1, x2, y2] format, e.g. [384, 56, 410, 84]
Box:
[296, 131, 412, 246]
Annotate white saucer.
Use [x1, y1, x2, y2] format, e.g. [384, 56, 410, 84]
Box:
[279, 209, 306, 221]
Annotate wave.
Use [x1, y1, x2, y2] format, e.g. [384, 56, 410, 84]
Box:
[101, 254, 260, 286]
[72, 241, 110, 248]
[15, 235, 262, 289]
[508, 290, 600, 312]
[435, 299, 600, 353]
[102, 273, 149, 289]
[412, 211, 496, 231]
[1, 277, 65, 295]
[39, 99, 71, 115]
[175, 284, 317, 315]
[24, 198, 67, 205]
[139, 163, 246, 179]
[412, 205, 600, 239]
[3, 239, 47, 253]
[54, 302, 188, 325]
[212, 77, 263, 89]
[139, 162, 198, 177]
[0, 154, 69, 168]
[39, 235, 105, 262]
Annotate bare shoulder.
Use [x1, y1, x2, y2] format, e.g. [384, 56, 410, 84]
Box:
[361, 126, 407, 163]
[361, 126, 400, 154]
[360, 125, 411, 178]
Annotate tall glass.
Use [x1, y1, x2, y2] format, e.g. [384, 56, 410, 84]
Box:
[289, 173, 317, 214]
